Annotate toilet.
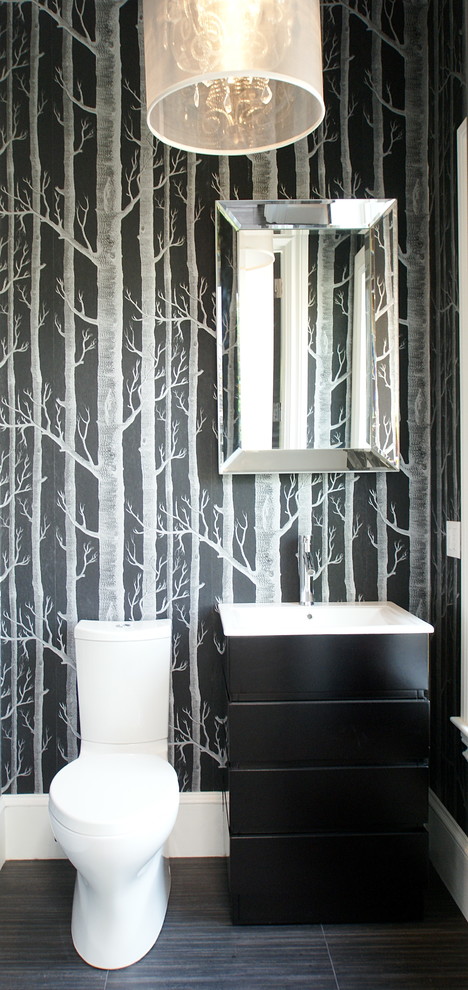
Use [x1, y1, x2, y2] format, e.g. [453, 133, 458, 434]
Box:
[48, 619, 180, 970]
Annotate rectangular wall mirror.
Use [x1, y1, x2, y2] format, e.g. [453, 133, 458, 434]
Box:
[216, 199, 399, 474]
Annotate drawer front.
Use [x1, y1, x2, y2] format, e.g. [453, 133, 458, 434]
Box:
[229, 699, 429, 765]
[226, 633, 429, 700]
[229, 765, 428, 834]
[229, 831, 428, 924]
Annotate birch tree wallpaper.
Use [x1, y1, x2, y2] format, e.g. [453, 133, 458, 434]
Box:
[0, 0, 465, 828]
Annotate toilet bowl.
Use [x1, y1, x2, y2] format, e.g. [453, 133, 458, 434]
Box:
[48, 620, 180, 970]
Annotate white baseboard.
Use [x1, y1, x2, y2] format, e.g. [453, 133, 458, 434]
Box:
[168, 792, 228, 858]
[428, 788, 468, 921]
[0, 792, 228, 864]
[2, 795, 61, 861]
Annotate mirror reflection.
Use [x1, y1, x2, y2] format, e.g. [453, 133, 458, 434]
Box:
[216, 199, 399, 473]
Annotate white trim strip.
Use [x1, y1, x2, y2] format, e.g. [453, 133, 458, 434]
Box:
[0, 792, 227, 863]
[429, 789, 468, 921]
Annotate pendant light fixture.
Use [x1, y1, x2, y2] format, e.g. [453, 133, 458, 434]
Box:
[143, 0, 325, 155]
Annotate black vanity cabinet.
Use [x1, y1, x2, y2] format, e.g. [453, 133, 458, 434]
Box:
[223, 632, 430, 925]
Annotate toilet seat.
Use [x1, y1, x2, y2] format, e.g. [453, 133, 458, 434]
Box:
[49, 753, 179, 837]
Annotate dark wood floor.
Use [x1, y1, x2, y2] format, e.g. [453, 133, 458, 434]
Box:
[1, 858, 468, 989]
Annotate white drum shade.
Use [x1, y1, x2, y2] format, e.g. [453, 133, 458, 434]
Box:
[143, 0, 325, 155]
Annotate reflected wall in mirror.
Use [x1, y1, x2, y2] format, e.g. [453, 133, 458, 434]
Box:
[216, 199, 399, 474]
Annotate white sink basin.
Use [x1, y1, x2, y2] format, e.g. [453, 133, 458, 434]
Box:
[218, 601, 434, 637]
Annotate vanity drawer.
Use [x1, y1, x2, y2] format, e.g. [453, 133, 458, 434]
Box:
[229, 765, 428, 834]
[229, 831, 428, 924]
[228, 699, 429, 766]
[225, 633, 429, 700]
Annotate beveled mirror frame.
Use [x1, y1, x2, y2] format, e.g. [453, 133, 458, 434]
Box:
[216, 199, 400, 474]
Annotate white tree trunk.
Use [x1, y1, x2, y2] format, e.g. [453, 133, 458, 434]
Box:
[254, 475, 282, 602]
[251, 153, 281, 602]
[30, 3, 45, 791]
[405, 1, 431, 617]
[95, 2, 125, 620]
[314, 235, 335, 447]
[137, 8, 158, 619]
[321, 480, 330, 602]
[295, 139, 313, 545]
[218, 155, 235, 603]
[295, 137, 310, 199]
[61, 0, 78, 760]
[344, 475, 356, 600]
[186, 153, 202, 790]
[316, 125, 332, 600]
[340, 6, 352, 196]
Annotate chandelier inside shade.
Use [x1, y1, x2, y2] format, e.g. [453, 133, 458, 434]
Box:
[143, 0, 325, 155]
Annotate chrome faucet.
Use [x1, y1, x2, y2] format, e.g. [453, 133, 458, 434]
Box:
[298, 535, 314, 606]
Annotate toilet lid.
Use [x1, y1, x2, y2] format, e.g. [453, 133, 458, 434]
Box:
[49, 753, 179, 837]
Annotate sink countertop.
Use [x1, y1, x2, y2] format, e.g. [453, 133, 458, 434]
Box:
[218, 601, 434, 637]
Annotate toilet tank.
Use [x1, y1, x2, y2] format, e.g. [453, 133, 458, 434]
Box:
[74, 620, 172, 746]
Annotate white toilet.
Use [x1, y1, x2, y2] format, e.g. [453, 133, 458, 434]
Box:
[48, 619, 180, 970]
